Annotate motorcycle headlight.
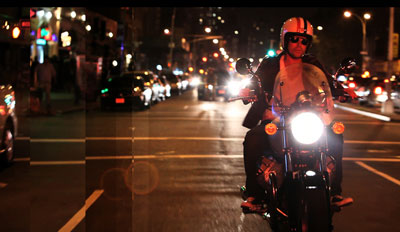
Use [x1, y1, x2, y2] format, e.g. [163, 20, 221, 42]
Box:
[291, 112, 324, 145]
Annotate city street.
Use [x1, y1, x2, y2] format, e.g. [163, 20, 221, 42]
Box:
[0, 88, 399, 232]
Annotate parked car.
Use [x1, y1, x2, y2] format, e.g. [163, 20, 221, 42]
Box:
[0, 84, 17, 167]
[162, 72, 182, 95]
[159, 75, 171, 98]
[353, 77, 400, 108]
[100, 72, 152, 111]
[197, 68, 239, 101]
[133, 70, 162, 103]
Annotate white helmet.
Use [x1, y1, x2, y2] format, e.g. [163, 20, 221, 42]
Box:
[280, 17, 314, 52]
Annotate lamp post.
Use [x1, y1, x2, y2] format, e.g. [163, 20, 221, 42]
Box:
[344, 10, 371, 72]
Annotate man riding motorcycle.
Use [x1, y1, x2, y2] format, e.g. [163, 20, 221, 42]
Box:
[239, 17, 357, 213]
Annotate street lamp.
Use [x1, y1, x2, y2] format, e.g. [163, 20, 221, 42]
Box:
[344, 10, 371, 72]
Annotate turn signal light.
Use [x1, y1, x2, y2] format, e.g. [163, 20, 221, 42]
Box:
[265, 123, 277, 135]
[332, 122, 345, 134]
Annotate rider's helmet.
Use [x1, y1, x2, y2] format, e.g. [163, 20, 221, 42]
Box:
[280, 17, 314, 53]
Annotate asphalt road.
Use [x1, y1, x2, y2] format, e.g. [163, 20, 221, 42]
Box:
[1, 88, 400, 232]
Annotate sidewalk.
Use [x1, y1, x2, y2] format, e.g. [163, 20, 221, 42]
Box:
[25, 91, 87, 117]
[335, 102, 400, 122]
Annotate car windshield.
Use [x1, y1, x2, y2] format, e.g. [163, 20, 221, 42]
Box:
[165, 74, 178, 82]
[135, 74, 152, 82]
[109, 75, 144, 88]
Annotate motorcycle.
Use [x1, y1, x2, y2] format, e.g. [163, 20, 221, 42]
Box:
[232, 57, 356, 232]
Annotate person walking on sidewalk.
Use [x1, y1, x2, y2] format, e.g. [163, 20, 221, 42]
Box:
[34, 55, 57, 115]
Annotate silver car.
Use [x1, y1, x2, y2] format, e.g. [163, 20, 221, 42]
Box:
[0, 84, 17, 167]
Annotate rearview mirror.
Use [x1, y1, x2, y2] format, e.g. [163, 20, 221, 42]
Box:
[235, 58, 252, 75]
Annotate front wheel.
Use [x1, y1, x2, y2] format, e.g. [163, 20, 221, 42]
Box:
[301, 188, 332, 232]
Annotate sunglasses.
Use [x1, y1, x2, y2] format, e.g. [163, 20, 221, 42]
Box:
[289, 36, 309, 45]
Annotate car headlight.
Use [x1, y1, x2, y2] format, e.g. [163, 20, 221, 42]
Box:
[291, 112, 324, 145]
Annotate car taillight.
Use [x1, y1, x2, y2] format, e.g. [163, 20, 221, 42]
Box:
[374, 86, 383, 95]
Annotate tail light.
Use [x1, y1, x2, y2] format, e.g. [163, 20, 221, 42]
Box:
[374, 86, 383, 95]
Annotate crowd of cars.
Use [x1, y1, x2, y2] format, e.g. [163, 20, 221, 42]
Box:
[100, 70, 190, 111]
[340, 74, 400, 108]
[196, 68, 245, 101]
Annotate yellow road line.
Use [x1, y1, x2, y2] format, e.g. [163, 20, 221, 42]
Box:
[58, 189, 104, 232]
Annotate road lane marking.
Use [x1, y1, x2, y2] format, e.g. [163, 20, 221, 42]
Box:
[58, 189, 104, 232]
[355, 161, 400, 186]
[15, 137, 400, 145]
[13, 156, 400, 164]
[344, 140, 400, 145]
[334, 104, 391, 121]
[30, 160, 85, 166]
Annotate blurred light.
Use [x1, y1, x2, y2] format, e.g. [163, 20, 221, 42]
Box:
[374, 86, 383, 95]
[259, 58, 263, 63]
[384, 79, 390, 83]
[349, 77, 354, 81]
[37, 10, 44, 17]
[199, 69, 204, 74]
[361, 71, 370, 78]
[85, 25, 91, 31]
[212, 39, 219, 44]
[164, 28, 170, 35]
[12, 27, 21, 39]
[36, 38, 46, 45]
[337, 75, 347, 82]
[344, 11, 351, 17]
[217, 16, 221, 20]
[267, 49, 276, 57]
[364, 13, 371, 20]
[70, 11, 76, 19]
[188, 67, 194, 72]
[81, 14, 86, 21]
[199, 18, 203, 24]
[249, 58, 254, 63]
[112, 60, 118, 67]
[317, 26, 323, 30]
[108, 32, 113, 38]
[229, 58, 234, 62]
[219, 47, 225, 52]
[224, 55, 229, 59]
[205, 27, 211, 33]
[372, 77, 378, 80]
[126, 54, 132, 59]
[213, 52, 219, 58]
[221, 20, 225, 24]
[45, 11, 52, 20]
[202, 57, 207, 62]
[259, 41, 264, 45]
[234, 30, 239, 35]
[306, 170, 316, 176]
[348, 82, 356, 88]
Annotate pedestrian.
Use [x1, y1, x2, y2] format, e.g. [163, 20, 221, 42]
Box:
[34, 55, 57, 115]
